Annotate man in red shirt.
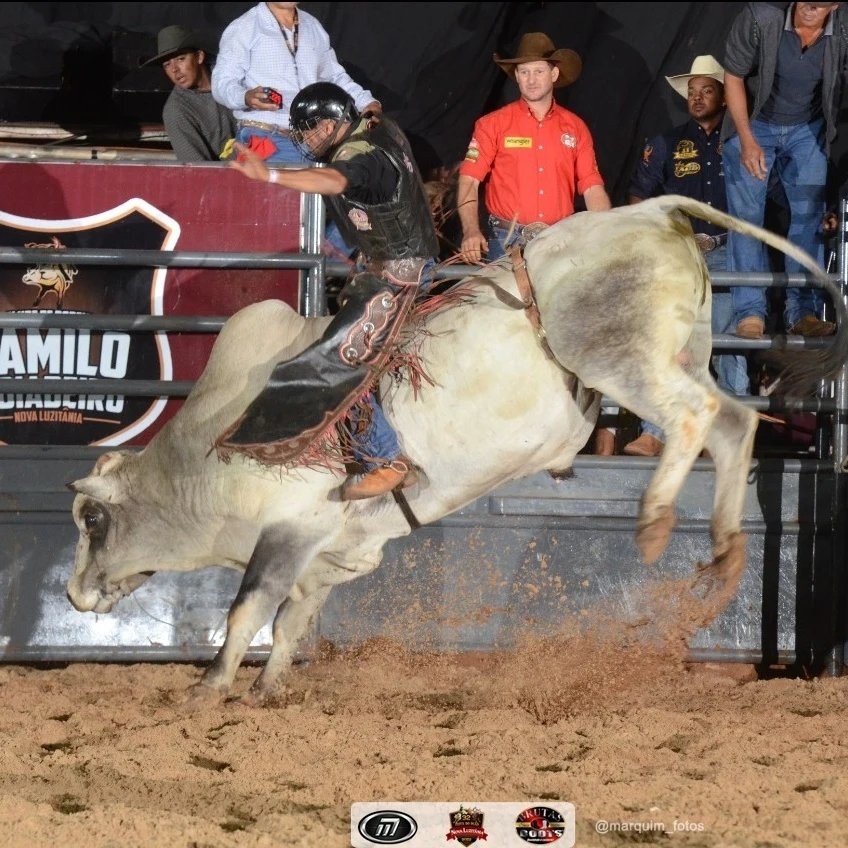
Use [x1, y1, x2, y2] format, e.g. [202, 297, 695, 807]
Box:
[457, 31, 613, 454]
[457, 32, 611, 265]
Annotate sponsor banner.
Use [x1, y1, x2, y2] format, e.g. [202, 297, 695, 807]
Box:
[0, 198, 178, 445]
[351, 801, 575, 847]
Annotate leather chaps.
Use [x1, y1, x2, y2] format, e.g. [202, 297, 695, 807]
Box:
[215, 270, 417, 466]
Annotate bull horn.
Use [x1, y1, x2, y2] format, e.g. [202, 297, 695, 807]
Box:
[67, 476, 117, 502]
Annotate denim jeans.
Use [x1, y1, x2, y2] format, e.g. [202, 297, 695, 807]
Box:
[235, 125, 309, 165]
[348, 394, 402, 471]
[488, 217, 524, 261]
[235, 125, 354, 259]
[723, 117, 828, 329]
[641, 245, 749, 442]
[349, 260, 437, 471]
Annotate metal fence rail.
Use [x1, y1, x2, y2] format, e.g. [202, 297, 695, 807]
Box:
[0, 196, 846, 671]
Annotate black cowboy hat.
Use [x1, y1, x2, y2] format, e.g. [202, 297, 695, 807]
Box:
[141, 25, 204, 67]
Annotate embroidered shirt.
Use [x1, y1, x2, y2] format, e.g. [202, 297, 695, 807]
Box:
[212, 3, 376, 130]
[628, 119, 725, 238]
[458, 99, 605, 225]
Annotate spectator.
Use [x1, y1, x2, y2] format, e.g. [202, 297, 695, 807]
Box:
[456, 31, 613, 455]
[457, 31, 611, 266]
[211, 2, 380, 165]
[623, 55, 750, 457]
[722, 2, 848, 339]
[217, 82, 439, 501]
[143, 25, 235, 163]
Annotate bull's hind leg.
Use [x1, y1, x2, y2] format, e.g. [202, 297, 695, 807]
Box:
[637, 381, 720, 564]
[695, 388, 758, 622]
[599, 368, 720, 565]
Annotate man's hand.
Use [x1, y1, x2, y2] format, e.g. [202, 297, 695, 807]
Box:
[460, 231, 489, 264]
[229, 142, 270, 182]
[739, 137, 767, 181]
[244, 86, 282, 111]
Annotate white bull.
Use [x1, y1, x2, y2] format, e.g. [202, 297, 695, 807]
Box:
[66, 196, 847, 704]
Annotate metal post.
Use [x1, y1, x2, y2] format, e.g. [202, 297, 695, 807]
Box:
[832, 195, 848, 675]
[299, 189, 327, 318]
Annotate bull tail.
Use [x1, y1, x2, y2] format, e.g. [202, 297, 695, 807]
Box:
[653, 194, 848, 399]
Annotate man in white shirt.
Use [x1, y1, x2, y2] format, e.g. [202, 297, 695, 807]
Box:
[212, 2, 380, 164]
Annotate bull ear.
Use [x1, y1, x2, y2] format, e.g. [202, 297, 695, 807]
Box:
[67, 475, 118, 502]
[93, 451, 126, 476]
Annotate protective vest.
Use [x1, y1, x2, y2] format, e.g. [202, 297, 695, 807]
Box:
[327, 117, 438, 261]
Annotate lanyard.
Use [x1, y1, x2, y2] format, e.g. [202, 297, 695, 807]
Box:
[280, 12, 299, 71]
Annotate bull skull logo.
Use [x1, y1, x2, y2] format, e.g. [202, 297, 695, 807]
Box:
[22, 235, 79, 310]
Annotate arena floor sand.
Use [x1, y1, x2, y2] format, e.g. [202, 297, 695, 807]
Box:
[1, 625, 847, 848]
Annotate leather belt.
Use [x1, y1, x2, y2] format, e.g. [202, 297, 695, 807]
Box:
[489, 213, 524, 230]
[237, 119, 291, 137]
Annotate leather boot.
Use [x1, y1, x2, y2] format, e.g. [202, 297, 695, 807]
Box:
[341, 457, 417, 500]
[787, 315, 836, 337]
[623, 432, 664, 457]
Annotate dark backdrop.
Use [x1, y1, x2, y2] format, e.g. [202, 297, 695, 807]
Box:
[5, 2, 846, 205]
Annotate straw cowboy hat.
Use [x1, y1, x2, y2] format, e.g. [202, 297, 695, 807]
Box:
[494, 32, 582, 88]
[141, 25, 205, 67]
[665, 54, 725, 98]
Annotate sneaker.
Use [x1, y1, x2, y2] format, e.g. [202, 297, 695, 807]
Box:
[341, 457, 416, 501]
[735, 316, 765, 339]
[787, 315, 836, 337]
[622, 433, 664, 457]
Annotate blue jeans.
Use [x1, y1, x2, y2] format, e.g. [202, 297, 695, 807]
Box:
[235, 125, 309, 165]
[723, 117, 828, 329]
[349, 395, 402, 471]
[349, 260, 436, 471]
[641, 245, 749, 442]
[488, 216, 524, 261]
[236, 125, 354, 259]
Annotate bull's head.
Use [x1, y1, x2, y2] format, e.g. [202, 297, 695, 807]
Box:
[66, 451, 156, 613]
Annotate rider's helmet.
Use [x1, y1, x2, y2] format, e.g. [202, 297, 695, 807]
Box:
[289, 82, 359, 161]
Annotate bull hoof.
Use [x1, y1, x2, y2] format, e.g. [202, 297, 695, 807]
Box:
[236, 688, 269, 708]
[182, 682, 226, 709]
[636, 505, 676, 565]
[689, 534, 747, 626]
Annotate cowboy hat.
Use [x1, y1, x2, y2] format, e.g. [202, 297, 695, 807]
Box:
[665, 54, 724, 99]
[494, 32, 582, 88]
[141, 25, 204, 67]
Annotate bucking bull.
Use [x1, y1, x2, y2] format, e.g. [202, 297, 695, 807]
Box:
[67, 196, 847, 705]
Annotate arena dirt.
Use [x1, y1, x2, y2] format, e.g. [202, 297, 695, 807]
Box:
[2, 582, 847, 848]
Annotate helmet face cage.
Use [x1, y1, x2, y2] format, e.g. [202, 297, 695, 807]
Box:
[289, 82, 358, 161]
[290, 115, 328, 161]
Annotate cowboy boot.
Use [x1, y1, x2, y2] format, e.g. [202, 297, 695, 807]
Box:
[340, 456, 419, 500]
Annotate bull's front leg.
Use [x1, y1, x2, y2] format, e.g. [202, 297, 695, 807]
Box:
[241, 547, 386, 705]
[186, 529, 317, 704]
[240, 586, 332, 706]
